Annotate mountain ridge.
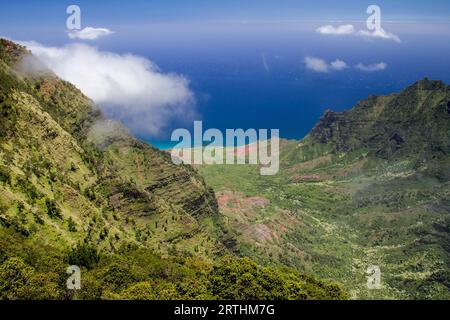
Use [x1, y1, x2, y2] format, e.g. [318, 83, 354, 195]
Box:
[199, 78, 450, 299]
[0, 38, 223, 254]
[0, 38, 346, 300]
[309, 78, 450, 159]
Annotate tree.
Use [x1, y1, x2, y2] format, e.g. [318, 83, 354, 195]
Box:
[67, 217, 77, 232]
[68, 243, 100, 270]
[0, 257, 34, 299]
[119, 281, 156, 300]
[102, 263, 136, 292]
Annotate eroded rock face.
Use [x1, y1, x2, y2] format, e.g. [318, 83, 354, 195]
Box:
[389, 133, 405, 148]
[310, 110, 340, 144]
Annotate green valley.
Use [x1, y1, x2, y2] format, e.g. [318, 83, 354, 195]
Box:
[199, 79, 450, 299]
[1, 38, 449, 300]
[0, 39, 347, 300]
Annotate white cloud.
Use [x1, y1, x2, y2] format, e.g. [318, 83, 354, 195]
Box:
[330, 59, 348, 71]
[68, 27, 114, 40]
[22, 42, 196, 137]
[316, 24, 356, 35]
[304, 57, 347, 73]
[304, 56, 330, 73]
[355, 62, 387, 72]
[358, 28, 401, 43]
[305, 56, 387, 73]
[316, 23, 401, 43]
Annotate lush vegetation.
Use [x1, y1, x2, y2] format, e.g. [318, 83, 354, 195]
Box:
[0, 39, 347, 300]
[0, 228, 347, 300]
[3, 38, 448, 300]
[199, 79, 450, 299]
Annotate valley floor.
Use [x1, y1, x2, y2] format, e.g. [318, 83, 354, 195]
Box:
[198, 144, 450, 299]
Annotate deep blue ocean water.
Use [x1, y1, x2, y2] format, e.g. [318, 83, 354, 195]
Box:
[20, 21, 450, 149]
[1, 2, 450, 151]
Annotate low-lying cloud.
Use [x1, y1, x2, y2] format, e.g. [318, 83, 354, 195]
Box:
[304, 56, 348, 73]
[316, 24, 401, 43]
[355, 62, 387, 72]
[22, 41, 196, 137]
[358, 28, 401, 43]
[330, 59, 348, 71]
[304, 56, 329, 73]
[68, 27, 114, 40]
[316, 24, 355, 35]
[305, 56, 387, 73]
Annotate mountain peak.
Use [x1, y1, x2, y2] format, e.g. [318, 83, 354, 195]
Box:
[309, 79, 450, 157]
[409, 77, 447, 91]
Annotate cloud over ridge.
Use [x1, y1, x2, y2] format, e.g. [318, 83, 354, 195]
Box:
[22, 41, 196, 137]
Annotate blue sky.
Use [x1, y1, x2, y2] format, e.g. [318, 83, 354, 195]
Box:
[1, 1, 450, 147]
[2, 0, 450, 24]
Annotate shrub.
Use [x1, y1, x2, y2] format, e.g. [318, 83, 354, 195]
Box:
[0, 257, 34, 299]
[68, 243, 100, 270]
[119, 281, 156, 300]
[102, 263, 136, 291]
[44, 197, 62, 219]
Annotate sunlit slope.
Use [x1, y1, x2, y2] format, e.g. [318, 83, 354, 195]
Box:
[0, 38, 225, 256]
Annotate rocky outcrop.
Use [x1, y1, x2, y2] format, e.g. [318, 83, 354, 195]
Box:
[310, 79, 450, 160]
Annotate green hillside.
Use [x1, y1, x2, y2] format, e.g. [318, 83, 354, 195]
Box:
[199, 79, 450, 299]
[0, 39, 347, 300]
